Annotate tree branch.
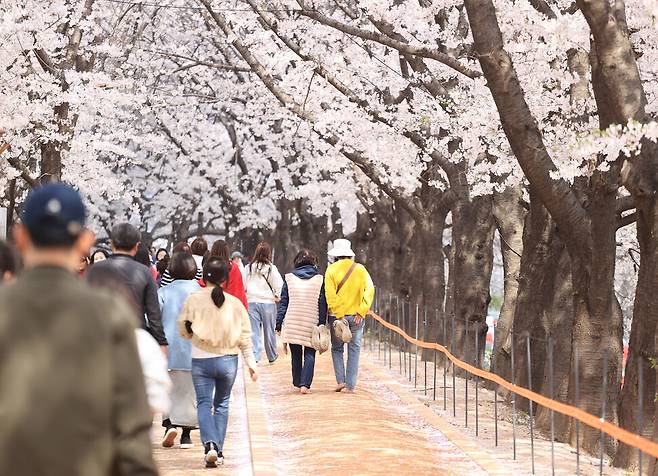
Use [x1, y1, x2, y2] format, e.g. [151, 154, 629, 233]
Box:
[198, 0, 424, 221]
[296, 4, 482, 79]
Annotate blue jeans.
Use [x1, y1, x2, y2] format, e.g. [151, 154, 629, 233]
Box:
[191, 355, 238, 451]
[289, 344, 316, 388]
[248, 302, 278, 362]
[329, 315, 364, 391]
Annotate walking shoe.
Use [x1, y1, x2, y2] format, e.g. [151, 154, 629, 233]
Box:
[161, 427, 178, 448]
[335, 383, 346, 392]
[180, 431, 194, 449]
[300, 386, 312, 394]
[268, 356, 278, 364]
[204, 442, 219, 468]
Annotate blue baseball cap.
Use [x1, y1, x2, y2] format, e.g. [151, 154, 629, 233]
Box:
[21, 183, 86, 247]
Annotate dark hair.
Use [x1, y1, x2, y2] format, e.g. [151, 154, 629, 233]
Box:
[0, 241, 20, 276]
[155, 248, 169, 262]
[134, 243, 151, 267]
[87, 267, 140, 319]
[111, 223, 140, 251]
[293, 249, 318, 268]
[203, 258, 230, 309]
[251, 242, 272, 267]
[190, 237, 208, 256]
[208, 240, 230, 262]
[90, 249, 109, 263]
[173, 241, 192, 254]
[169, 252, 197, 280]
[156, 255, 170, 275]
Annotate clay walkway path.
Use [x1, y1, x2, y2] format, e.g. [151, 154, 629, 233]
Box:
[153, 346, 504, 475]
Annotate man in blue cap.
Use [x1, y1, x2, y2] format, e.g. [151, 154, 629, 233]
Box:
[0, 183, 158, 476]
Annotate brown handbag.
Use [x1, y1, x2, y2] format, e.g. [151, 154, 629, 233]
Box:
[336, 262, 357, 294]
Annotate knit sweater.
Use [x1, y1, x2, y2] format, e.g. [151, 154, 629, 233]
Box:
[177, 288, 257, 371]
[325, 259, 375, 318]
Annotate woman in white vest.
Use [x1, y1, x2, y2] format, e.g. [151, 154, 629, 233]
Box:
[275, 249, 328, 394]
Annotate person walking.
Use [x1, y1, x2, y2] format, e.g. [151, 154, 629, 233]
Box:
[160, 242, 193, 287]
[158, 252, 202, 449]
[276, 249, 327, 394]
[0, 183, 157, 475]
[206, 240, 247, 308]
[179, 259, 258, 468]
[190, 237, 207, 280]
[90, 248, 109, 264]
[88, 266, 172, 416]
[87, 223, 168, 348]
[325, 239, 375, 393]
[244, 242, 283, 363]
[0, 240, 20, 282]
[135, 243, 158, 281]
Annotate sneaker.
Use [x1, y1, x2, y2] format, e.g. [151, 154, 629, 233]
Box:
[268, 356, 278, 364]
[300, 386, 312, 394]
[204, 442, 219, 468]
[335, 383, 346, 392]
[161, 427, 178, 448]
[180, 431, 194, 449]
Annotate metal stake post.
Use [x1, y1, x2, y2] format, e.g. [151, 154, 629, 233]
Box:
[397, 296, 402, 374]
[575, 346, 580, 475]
[465, 321, 469, 428]
[493, 352, 498, 447]
[548, 337, 555, 476]
[475, 322, 480, 437]
[443, 310, 447, 411]
[526, 335, 535, 474]
[600, 351, 609, 476]
[424, 308, 428, 396]
[400, 300, 409, 377]
[511, 330, 517, 460]
[451, 313, 456, 418]
[639, 357, 644, 476]
[415, 303, 419, 388]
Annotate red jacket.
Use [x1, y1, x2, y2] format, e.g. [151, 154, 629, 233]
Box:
[197, 262, 248, 310]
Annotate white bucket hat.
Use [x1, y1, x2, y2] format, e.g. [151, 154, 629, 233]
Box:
[328, 238, 355, 258]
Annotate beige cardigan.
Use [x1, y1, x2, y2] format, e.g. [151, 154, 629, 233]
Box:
[178, 288, 257, 371]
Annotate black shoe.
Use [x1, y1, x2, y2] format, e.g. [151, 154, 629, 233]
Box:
[180, 430, 194, 449]
[204, 442, 219, 468]
[162, 427, 178, 448]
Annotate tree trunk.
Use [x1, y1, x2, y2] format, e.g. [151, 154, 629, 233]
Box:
[616, 197, 658, 468]
[491, 185, 526, 378]
[450, 195, 495, 363]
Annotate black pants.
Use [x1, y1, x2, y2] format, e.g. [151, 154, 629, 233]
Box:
[289, 344, 316, 388]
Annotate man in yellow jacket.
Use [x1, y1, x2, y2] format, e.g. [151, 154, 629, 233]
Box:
[325, 239, 375, 393]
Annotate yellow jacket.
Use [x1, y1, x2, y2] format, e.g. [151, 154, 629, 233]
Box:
[325, 259, 375, 319]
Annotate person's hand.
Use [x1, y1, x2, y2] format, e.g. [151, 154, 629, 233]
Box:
[354, 314, 364, 325]
[249, 367, 258, 382]
[161, 345, 168, 357]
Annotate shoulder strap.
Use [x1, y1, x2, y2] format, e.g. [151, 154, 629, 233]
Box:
[336, 262, 357, 294]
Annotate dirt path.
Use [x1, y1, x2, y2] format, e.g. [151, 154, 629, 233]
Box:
[152, 364, 252, 475]
[255, 348, 489, 475]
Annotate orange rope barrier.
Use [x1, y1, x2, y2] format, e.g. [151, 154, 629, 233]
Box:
[368, 311, 658, 459]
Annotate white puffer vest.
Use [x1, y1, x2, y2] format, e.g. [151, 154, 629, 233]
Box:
[281, 273, 324, 347]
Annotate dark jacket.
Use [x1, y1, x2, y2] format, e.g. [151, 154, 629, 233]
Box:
[276, 264, 328, 331]
[0, 266, 157, 476]
[87, 254, 167, 345]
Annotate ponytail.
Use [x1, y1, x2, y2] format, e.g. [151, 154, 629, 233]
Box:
[211, 286, 226, 309]
[203, 258, 230, 309]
